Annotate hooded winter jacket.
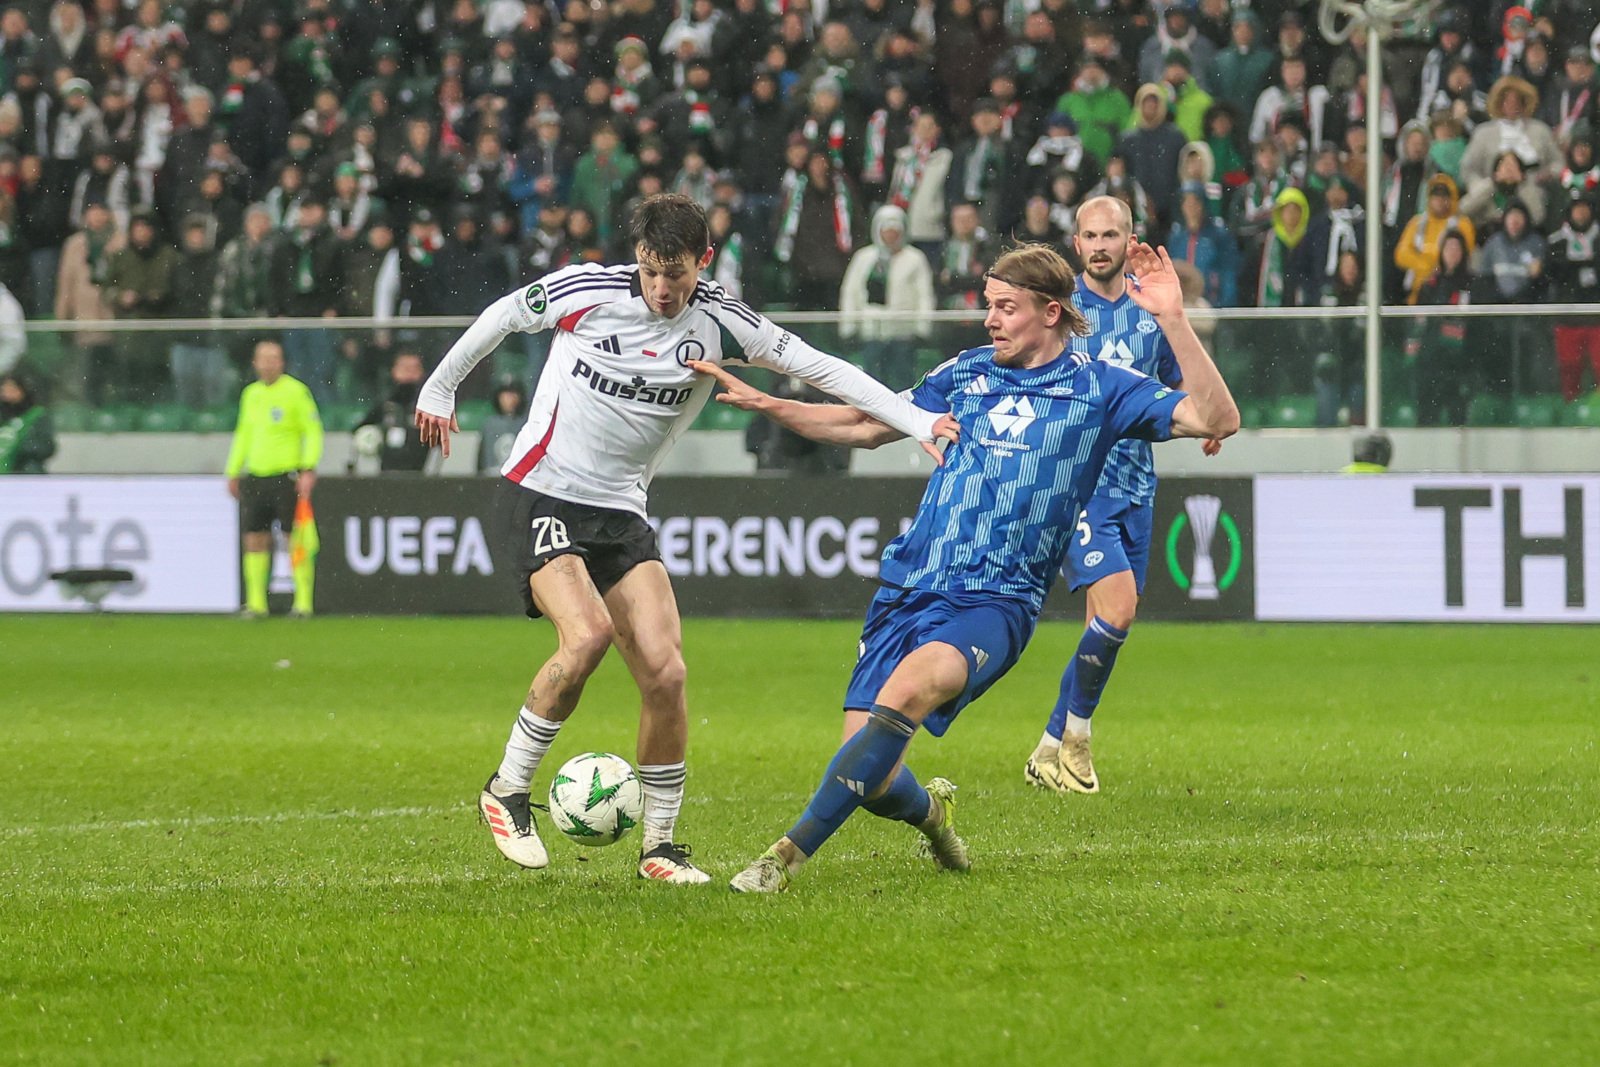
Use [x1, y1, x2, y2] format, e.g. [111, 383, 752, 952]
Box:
[1395, 174, 1478, 303]
[838, 205, 935, 341]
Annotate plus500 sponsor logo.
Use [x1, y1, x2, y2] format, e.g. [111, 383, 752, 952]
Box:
[650, 515, 893, 578]
[571, 358, 694, 406]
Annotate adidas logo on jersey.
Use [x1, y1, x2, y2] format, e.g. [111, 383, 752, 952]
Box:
[986, 395, 1037, 439]
[970, 646, 990, 670]
[964, 374, 991, 396]
[597, 335, 622, 355]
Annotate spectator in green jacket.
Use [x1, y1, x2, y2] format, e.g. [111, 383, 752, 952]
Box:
[1056, 55, 1131, 167]
[570, 122, 639, 245]
[1154, 49, 1214, 142]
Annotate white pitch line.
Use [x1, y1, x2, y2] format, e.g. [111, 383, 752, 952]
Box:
[0, 804, 461, 839]
[13, 867, 505, 901]
[0, 794, 738, 840]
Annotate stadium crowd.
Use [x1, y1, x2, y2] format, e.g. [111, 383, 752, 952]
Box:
[3, 0, 1600, 421]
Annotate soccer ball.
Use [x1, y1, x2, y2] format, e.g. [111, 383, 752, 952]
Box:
[547, 753, 644, 847]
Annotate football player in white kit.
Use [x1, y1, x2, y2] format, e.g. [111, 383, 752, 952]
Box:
[416, 194, 956, 883]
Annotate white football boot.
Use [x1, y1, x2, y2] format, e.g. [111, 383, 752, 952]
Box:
[638, 842, 712, 884]
[479, 775, 549, 869]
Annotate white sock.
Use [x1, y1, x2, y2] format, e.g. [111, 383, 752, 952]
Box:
[494, 707, 562, 793]
[1037, 730, 1062, 752]
[636, 762, 687, 851]
[1065, 713, 1092, 738]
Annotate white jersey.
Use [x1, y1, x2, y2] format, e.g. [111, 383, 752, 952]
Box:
[417, 263, 940, 516]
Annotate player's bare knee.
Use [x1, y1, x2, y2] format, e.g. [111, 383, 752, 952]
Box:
[878, 644, 967, 719]
[1100, 602, 1136, 631]
[561, 616, 615, 672]
[638, 653, 687, 704]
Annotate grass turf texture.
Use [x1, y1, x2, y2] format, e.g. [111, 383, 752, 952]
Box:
[2, 617, 1596, 1066]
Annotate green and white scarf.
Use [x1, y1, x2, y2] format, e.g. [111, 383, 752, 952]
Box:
[774, 170, 854, 263]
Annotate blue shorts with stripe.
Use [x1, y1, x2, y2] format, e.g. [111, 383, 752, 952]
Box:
[1062, 494, 1154, 594]
[843, 585, 1037, 737]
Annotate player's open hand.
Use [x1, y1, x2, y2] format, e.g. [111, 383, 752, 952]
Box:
[686, 359, 773, 412]
[1124, 238, 1183, 321]
[415, 409, 460, 457]
[921, 413, 960, 467]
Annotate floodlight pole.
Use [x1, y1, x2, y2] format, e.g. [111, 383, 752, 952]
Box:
[1365, 27, 1383, 429]
[1325, 0, 1439, 427]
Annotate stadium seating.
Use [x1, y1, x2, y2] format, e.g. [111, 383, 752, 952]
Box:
[1267, 395, 1317, 429]
[320, 403, 366, 432]
[1466, 395, 1507, 426]
[1513, 395, 1561, 428]
[454, 400, 493, 432]
[694, 404, 753, 431]
[1385, 402, 1419, 428]
[87, 406, 140, 433]
[190, 407, 235, 433]
[138, 404, 192, 432]
[51, 403, 91, 433]
[1561, 393, 1600, 426]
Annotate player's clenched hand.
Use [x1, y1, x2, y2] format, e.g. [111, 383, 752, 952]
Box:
[1124, 238, 1183, 321]
[686, 359, 773, 412]
[415, 409, 460, 457]
[1202, 438, 1223, 457]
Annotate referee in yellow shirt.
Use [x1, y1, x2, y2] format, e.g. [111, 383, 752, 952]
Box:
[226, 340, 324, 617]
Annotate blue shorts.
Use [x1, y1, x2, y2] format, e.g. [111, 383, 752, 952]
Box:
[1063, 495, 1154, 594]
[843, 586, 1036, 737]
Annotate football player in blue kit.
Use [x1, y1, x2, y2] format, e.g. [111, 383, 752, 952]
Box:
[694, 236, 1239, 892]
[1026, 195, 1223, 796]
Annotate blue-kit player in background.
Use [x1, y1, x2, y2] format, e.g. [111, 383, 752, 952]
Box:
[1026, 195, 1225, 797]
[693, 238, 1240, 893]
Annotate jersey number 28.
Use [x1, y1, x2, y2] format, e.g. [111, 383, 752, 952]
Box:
[531, 516, 572, 555]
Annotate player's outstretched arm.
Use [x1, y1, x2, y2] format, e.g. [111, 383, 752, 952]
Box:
[1125, 240, 1241, 441]
[415, 290, 529, 456]
[689, 360, 957, 462]
[739, 328, 943, 443]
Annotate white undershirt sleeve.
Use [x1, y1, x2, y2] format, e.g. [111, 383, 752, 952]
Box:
[416, 292, 529, 418]
[745, 334, 940, 442]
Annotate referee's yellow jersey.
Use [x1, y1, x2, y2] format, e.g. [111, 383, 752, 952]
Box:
[225, 375, 324, 478]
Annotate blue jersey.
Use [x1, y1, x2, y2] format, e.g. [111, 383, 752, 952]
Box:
[879, 345, 1186, 614]
[1073, 279, 1181, 505]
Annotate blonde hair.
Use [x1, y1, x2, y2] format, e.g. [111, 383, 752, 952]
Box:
[988, 243, 1092, 337]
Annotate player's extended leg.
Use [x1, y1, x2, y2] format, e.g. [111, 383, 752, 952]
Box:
[730, 643, 970, 893]
[1030, 570, 1136, 795]
[604, 561, 711, 884]
[838, 711, 964, 872]
[482, 555, 615, 870]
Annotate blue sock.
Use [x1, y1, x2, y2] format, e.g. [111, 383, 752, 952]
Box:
[787, 705, 917, 856]
[1045, 656, 1080, 741]
[862, 765, 931, 826]
[1045, 616, 1129, 739]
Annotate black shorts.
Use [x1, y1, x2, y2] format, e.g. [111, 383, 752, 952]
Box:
[239, 474, 297, 535]
[495, 479, 661, 620]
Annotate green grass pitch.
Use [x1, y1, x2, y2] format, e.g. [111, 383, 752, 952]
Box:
[3, 616, 1597, 1066]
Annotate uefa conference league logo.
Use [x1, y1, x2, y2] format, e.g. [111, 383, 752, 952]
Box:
[1166, 494, 1242, 601]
